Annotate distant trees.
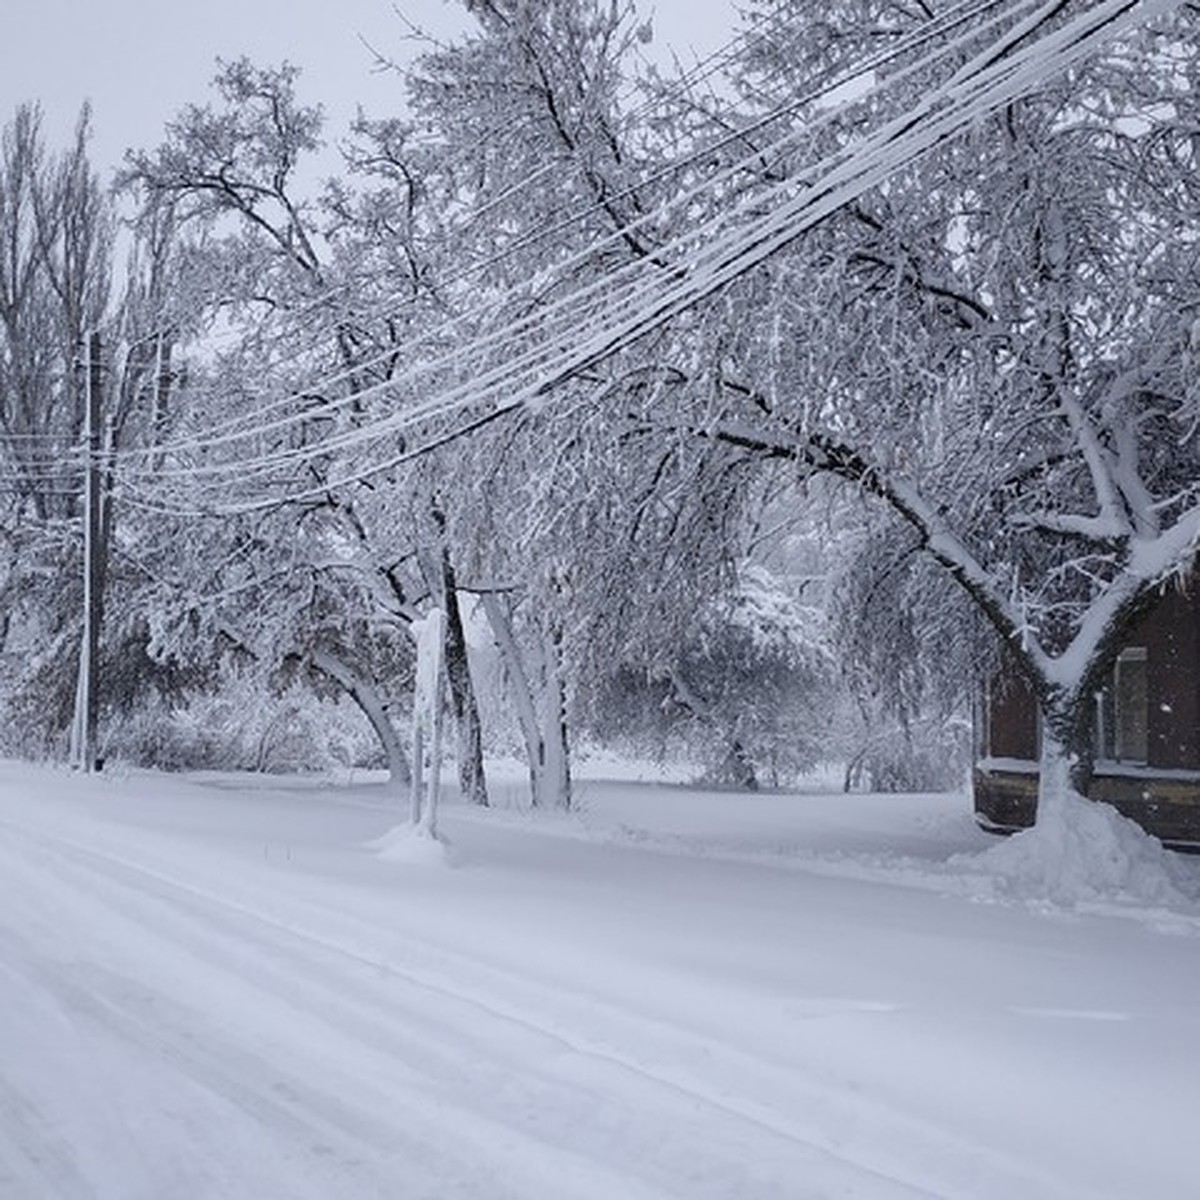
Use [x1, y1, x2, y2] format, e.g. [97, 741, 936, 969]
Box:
[0, 104, 115, 750]
[590, 565, 834, 789]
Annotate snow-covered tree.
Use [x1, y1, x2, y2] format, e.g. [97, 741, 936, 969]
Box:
[592, 564, 834, 788]
[668, 0, 1200, 816]
[119, 59, 493, 797]
[368, 0, 660, 808]
[0, 103, 115, 752]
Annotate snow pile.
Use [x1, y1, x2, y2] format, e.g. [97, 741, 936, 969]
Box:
[366, 823, 454, 867]
[955, 792, 1192, 907]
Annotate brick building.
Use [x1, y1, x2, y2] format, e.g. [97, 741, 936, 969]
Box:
[975, 587, 1200, 849]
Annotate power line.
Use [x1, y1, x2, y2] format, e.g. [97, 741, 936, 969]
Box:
[116, 0, 1179, 517]
[111, 0, 1027, 469]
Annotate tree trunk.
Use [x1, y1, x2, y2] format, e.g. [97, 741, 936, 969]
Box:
[409, 608, 446, 835]
[541, 626, 572, 811]
[669, 668, 759, 791]
[721, 739, 759, 792]
[440, 550, 489, 806]
[478, 597, 574, 812]
[417, 663, 445, 839]
[1035, 688, 1095, 826]
[480, 593, 545, 807]
[308, 648, 411, 787]
[1035, 726, 1073, 825]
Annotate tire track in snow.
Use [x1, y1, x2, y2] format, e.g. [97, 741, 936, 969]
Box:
[0, 827, 683, 1200]
[0, 1052, 88, 1198]
[0, 807, 1074, 1200]
[0, 864, 416, 1200]
[0, 811, 958, 1200]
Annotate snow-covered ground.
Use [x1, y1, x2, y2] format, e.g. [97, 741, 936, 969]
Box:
[1, 759, 1197, 1199]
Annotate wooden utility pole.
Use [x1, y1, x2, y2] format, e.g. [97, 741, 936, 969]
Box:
[71, 331, 104, 771]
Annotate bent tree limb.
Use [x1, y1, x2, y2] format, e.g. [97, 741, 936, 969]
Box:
[308, 647, 411, 787]
[710, 419, 1198, 806]
[669, 668, 758, 791]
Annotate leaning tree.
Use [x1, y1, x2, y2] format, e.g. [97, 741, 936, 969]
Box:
[684, 0, 1200, 809]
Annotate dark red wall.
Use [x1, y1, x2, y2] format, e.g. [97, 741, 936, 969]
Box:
[982, 585, 1200, 769]
[1138, 586, 1200, 769]
[986, 666, 1038, 760]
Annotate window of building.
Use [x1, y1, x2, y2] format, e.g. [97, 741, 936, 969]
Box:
[1096, 646, 1149, 764]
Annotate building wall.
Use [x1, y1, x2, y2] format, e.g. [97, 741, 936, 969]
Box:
[982, 586, 1200, 767]
[985, 663, 1037, 761]
[1139, 587, 1200, 770]
[975, 584, 1200, 848]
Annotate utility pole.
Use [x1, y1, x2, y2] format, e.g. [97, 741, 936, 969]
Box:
[71, 331, 104, 771]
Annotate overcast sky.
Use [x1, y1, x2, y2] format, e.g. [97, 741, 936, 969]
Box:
[1, 1, 738, 180]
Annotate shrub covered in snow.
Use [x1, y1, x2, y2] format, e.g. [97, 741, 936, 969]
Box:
[101, 671, 388, 774]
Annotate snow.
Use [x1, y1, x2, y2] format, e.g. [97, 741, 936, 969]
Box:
[367, 822, 455, 867]
[955, 792, 1190, 902]
[1, 759, 1198, 1199]
[952, 790, 1192, 908]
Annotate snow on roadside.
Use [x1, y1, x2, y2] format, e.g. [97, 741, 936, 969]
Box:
[488, 776, 1200, 922]
[949, 792, 1194, 908]
[366, 823, 456, 867]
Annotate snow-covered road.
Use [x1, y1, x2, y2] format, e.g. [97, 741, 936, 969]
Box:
[0, 762, 1196, 1199]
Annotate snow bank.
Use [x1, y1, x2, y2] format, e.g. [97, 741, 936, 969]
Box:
[366, 823, 455, 867]
[953, 792, 1192, 907]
